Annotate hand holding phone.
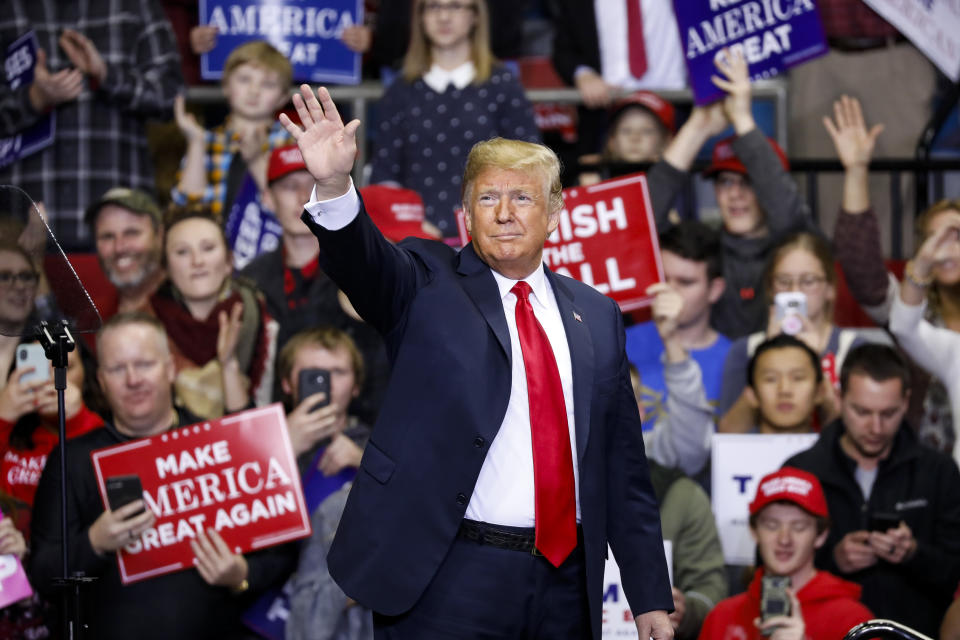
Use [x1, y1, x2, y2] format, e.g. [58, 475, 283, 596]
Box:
[760, 575, 791, 635]
[298, 368, 331, 413]
[774, 292, 807, 336]
[15, 343, 49, 385]
[106, 475, 145, 515]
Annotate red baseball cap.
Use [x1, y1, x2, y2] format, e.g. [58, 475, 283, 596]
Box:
[704, 135, 789, 177]
[359, 185, 439, 243]
[609, 90, 676, 134]
[267, 145, 308, 183]
[749, 467, 829, 518]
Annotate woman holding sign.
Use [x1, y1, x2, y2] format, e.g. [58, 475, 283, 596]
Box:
[149, 208, 276, 419]
[369, 0, 540, 240]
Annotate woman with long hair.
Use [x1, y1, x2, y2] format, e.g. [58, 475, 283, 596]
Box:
[369, 0, 540, 240]
[149, 209, 276, 419]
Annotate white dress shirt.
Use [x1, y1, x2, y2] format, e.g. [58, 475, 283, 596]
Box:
[593, 0, 687, 90]
[304, 183, 581, 527]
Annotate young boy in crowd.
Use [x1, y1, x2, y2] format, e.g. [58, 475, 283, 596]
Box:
[579, 90, 675, 185]
[171, 40, 294, 267]
[647, 49, 816, 338]
[277, 326, 371, 476]
[626, 221, 729, 476]
[698, 467, 873, 639]
[746, 335, 822, 434]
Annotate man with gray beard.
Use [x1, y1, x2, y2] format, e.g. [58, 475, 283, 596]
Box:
[86, 187, 166, 320]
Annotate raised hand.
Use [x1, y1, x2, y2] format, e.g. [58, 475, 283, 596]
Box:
[189, 25, 218, 55]
[174, 94, 206, 144]
[286, 395, 341, 457]
[911, 211, 960, 279]
[59, 29, 106, 84]
[318, 433, 363, 476]
[711, 47, 754, 135]
[216, 301, 244, 366]
[823, 95, 884, 170]
[279, 85, 360, 200]
[340, 25, 372, 54]
[28, 49, 84, 112]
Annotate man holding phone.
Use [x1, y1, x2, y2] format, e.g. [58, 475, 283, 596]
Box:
[29, 313, 296, 640]
[699, 467, 872, 640]
[785, 343, 960, 637]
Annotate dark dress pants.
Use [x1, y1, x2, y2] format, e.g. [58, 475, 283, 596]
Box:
[373, 529, 591, 639]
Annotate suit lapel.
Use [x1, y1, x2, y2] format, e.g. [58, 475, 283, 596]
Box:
[546, 269, 594, 465]
[456, 245, 511, 361]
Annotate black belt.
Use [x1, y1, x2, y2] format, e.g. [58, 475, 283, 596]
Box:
[829, 35, 905, 52]
[458, 519, 582, 556]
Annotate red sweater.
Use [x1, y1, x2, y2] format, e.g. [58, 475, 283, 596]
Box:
[698, 568, 874, 640]
[0, 406, 103, 537]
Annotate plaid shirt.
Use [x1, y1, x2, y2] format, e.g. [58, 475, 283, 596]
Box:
[0, 0, 182, 251]
[169, 119, 293, 217]
[816, 0, 900, 39]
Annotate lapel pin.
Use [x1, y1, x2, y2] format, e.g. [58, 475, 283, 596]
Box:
[573, 311, 582, 323]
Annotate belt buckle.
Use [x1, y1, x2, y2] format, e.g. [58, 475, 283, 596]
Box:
[531, 546, 542, 557]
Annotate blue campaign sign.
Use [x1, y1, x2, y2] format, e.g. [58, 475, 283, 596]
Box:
[673, 0, 828, 105]
[0, 31, 55, 169]
[200, 0, 363, 84]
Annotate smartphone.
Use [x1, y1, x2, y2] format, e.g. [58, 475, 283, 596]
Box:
[298, 368, 331, 413]
[869, 512, 901, 532]
[774, 291, 807, 336]
[106, 475, 144, 514]
[760, 574, 791, 633]
[15, 343, 49, 385]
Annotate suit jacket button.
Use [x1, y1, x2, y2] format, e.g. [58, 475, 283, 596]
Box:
[473, 437, 485, 448]
[456, 493, 467, 505]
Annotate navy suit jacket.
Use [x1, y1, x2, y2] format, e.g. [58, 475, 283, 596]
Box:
[304, 198, 672, 637]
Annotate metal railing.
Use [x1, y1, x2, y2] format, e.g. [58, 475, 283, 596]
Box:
[184, 79, 789, 184]
[843, 619, 933, 640]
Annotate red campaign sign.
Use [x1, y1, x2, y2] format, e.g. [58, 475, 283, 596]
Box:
[91, 404, 311, 584]
[457, 173, 663, 312]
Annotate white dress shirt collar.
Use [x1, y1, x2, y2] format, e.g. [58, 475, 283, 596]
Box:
[491, 263, 551, 307]
[423, 61, 476, 93]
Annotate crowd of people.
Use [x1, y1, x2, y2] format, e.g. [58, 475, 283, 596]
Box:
[1, 0, 959, 639]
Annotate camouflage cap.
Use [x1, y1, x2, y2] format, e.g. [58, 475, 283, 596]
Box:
[85, 187, 162, 228]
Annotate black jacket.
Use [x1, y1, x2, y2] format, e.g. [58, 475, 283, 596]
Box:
[29, 409, 297, 640]
[240, 246, 389, 423]
[785, 419, 960, 637]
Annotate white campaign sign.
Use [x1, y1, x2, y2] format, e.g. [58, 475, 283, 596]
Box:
[711, 433, 819, 565]
[601, 541, 672, 637]
[863, 0, 960, 81]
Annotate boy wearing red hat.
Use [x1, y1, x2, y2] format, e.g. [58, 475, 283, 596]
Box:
[647, 49, 816, 339]
[699, 467, 872, 640]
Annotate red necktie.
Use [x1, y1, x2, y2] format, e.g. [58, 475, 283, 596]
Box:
[626, 0, 648, 79]
[512, 281, 576, 567]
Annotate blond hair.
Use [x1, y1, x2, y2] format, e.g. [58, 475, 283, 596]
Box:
[278, 326, 365, 392]
[223, 41, 293, 89]
[914, 198, 960, 313]
[461, 138, 564, 214]
[402, 0, 494, 83]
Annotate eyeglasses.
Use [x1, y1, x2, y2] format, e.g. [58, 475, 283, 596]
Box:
[715, 174, 751, 190]
[422, 2, 476, 14]
[773, 274, 826, 291]
[0, 270, 39, 287]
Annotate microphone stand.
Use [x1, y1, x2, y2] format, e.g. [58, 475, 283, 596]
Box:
[35, 319, 95, 639]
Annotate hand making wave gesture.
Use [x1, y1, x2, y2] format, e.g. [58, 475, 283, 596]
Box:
[279, 85, 361, 200]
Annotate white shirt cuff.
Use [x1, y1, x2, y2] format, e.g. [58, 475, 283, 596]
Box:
[304, 178, 360, 231]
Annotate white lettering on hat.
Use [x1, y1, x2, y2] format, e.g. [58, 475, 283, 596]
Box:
[279, 148, 303, 165]
[760, 476, 812, 497]
[391, 203, 424, 222]
[715, 142, 735, 160]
